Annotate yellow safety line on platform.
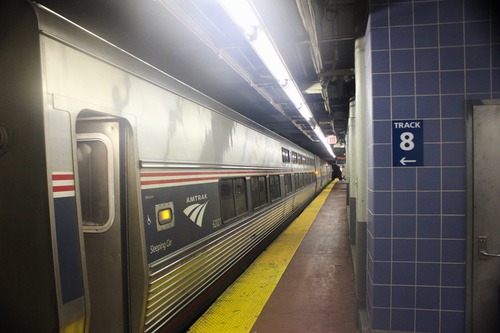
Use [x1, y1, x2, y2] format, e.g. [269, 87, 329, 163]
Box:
[188, 180, 337, 333]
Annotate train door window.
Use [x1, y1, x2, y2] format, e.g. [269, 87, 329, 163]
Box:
[77, 133, 115, 232]
[284, 174, 292, 195]
[269, 175, 281, 201]
[282, 148, 290, 163]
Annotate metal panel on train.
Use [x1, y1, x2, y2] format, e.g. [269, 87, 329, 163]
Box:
[141, 171, 222, 263]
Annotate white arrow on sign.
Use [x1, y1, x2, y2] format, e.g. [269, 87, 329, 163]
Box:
[400, 157, 416, 166]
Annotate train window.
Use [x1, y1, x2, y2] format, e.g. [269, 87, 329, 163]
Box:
[299, 173, 304, 188]
[251, 176, 268, 209]
[220, 178, 247, 222]
[220, 179, 235, 221]
[294, 173, 300, 189]
[234, 178, 247, 216]
[282, 148, 290, 163]
[292, 152, 298, 164]
[284, 174, 292, 195]
[77, 134, 115, 232]
[269, 175, 281, 201]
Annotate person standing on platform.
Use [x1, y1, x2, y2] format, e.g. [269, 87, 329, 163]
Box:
[332, 163, 342, 180]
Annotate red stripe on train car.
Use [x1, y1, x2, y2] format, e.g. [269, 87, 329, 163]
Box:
[52, 174, 74, 181]
[53, 185, 75, 192]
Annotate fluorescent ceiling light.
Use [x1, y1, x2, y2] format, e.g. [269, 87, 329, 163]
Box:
[218, 0, 334, 157]
[314, 126, 335, 157]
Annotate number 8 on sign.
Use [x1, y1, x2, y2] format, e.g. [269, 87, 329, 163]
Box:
[400, 132, 415, 151]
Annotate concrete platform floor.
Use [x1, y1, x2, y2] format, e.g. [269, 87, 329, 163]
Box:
[251, 181, 357, 333]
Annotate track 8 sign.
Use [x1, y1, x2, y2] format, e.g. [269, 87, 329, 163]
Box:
[392, 120, 424, 167]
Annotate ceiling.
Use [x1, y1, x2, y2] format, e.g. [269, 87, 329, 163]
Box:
[37, 0, 368, 163]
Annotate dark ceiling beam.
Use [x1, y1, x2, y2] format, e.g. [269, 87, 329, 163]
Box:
[295, 34, 355, 45]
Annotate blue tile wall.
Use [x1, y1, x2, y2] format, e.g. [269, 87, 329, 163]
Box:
[416, 95, 440, 118]
[391, 309, 414, 331]
[393, 215, 416, 238]
[393, 96, 415, 118]
[416, 310, 439, 333]
[366, 1, 500, 331]
[415, 25, 438, 48]
[439, 0, 463, 23]
[417, 215, 441, 238]
[440, 47, 464, 70]
[415, 48, 439, 71]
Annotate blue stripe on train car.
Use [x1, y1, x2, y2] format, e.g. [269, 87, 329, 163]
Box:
[54, 197, 84, 304]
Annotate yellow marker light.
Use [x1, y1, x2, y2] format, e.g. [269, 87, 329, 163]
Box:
[158, 208, 172, 225]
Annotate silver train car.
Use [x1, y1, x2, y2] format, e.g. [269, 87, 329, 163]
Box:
[0, 2, 332, 332]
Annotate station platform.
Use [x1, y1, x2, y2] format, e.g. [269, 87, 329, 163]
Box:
[188, 180, 357, 333]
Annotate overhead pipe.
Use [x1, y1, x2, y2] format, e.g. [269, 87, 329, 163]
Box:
[296, 0, 323, 75]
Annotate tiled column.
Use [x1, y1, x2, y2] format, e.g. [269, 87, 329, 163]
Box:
[365, 0, 499, 332]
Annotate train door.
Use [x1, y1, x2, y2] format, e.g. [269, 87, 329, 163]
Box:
[76, 114, 128, 332]
[468, 102, 500, 332]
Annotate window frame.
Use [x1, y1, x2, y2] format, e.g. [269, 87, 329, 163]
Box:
[77, 133, 115, 233]
[250, 175, 269, 210]
[269, 174, 281, 201]
[219, 177, 247, 223]
[284, 173, 293, 195]
[281, 148, 290, 163]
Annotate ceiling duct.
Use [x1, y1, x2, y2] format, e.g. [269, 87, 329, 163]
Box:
[292, 119, 318, 142]
[296, 0, 323, 75]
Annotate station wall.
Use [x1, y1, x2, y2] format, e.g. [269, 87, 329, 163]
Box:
[365, 0, 499, 331]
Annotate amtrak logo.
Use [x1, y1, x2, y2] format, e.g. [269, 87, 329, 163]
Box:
[183, 201, 209, 227]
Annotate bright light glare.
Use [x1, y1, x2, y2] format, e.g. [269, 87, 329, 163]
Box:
[251, 33, 290, 82]
[218, 0, 260, 31]
[282, 82, 312, 120]
[314, 126, 336, 157]
[219, 0, 334, 157]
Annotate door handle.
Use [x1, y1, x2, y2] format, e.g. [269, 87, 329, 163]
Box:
[478, 236, 500, 259]
[479, 250, 500, 258]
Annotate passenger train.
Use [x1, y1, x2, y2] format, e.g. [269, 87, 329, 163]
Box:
[0, 2, 332, 332]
